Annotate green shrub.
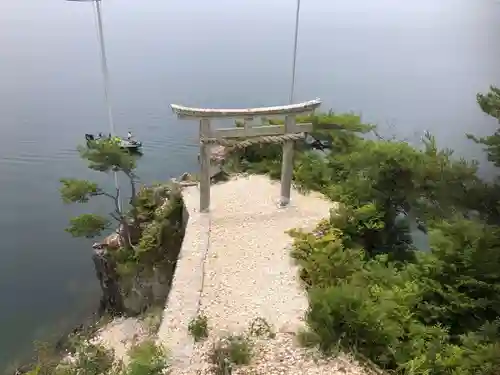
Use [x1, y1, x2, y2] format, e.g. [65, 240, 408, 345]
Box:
[125, 340, 167, 375]
[208, 335, 253, 375]
[51, 342, 115, 375]
[135, 186, 159, 222]
[188, 314, 209, 342]
[137, 221, 162, 255]
[288, 222, 365, 288]
[297, 215, 500, 374]
[296, 328, 321, 348]
[26, 341, 60, 375]
[248, 317, 275, 339]
[232, 109, 500, 374]
[76, 343, 115, 375]
[307, 279, 414, 366]
[416, 218, 500, 335]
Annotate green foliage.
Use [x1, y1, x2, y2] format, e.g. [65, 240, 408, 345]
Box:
[65, 214, 111, 238]
[109, 185, 184, 277]
[227, 109, 500, 374]
[226, 111, 372, 180]
[267, 110, 374, 138]
[324, 134, 477, 227]
[477, 85, 500, 119]
[78, 139, 136, 173]
[125, 340, 167, 375]
[295, 213, 500, 373]
[416, 217, 500, 335]
[248, 317, 275, 339]
[468, 86, 500, 167]
[59, 143, 184, 276]
[60, 141, 139, 248]
[60, 179, 100, 203]
[135, 186, 160, 222]
[188, 314, 209, 342]
[70, 343, 115, 375]
[296, 328, 322, 349]
[208, 335, 253, 375]
[41, 342, 116, 375]
[246, 112, 485, 261]
[22, 332, 168, 375]
[134, 186, 184, 264]
[25, 341, 61, 375]
[288, 220, 364, 288]
[137, 221, 162, 256]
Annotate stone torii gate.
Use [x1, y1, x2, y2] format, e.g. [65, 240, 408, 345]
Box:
[171, 98, 322, 213]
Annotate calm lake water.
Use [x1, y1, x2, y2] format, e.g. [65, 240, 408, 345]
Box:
[0, 0, 499, 370]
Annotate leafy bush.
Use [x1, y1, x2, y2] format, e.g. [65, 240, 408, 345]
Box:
[289, 202, 500, 374]
[208, 335, 253, 375]
[248, 317, 275, 339]
[188, 314, 209, 342]
[125, 340, 167, 375]
[228, 109, 500, 374]
[51, 342, 115, 375]
[72, 343, 115, 375]
[296, 328, 322, 348]
[296, 213, 500, 373]
[415, 217, 500, 336]
[108, 184, 184, 276]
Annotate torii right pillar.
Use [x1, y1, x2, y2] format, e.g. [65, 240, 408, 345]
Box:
[279, 114, 296, 207]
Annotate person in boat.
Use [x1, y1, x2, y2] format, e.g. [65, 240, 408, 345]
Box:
[98, 132, 103, 139]
[127, 131, 133, 140]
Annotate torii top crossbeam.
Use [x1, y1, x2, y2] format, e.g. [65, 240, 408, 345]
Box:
[171, 98, 322, 119]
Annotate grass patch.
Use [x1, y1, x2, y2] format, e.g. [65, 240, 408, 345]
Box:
[296, 328, 321, 349]
[126, 340, 167, 375]
[208, 335, 253, 375]
[248, 317, 275, 339]
[49, 342, 116, 375]
[188, 314, 209, 342]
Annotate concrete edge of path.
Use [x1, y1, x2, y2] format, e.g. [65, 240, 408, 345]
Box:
[157, 197, 210, 368]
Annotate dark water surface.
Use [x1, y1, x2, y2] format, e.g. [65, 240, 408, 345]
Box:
[0, 0, 499, 369]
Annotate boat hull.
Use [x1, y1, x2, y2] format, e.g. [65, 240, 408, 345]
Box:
[85, 135, 142, 153]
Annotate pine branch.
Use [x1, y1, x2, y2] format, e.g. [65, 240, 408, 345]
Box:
[66, 214, 111, 238]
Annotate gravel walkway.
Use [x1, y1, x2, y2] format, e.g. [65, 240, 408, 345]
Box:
[160, 175, 369, 374]
[182, 332, 371, 375]
[198, 175, 331, 337]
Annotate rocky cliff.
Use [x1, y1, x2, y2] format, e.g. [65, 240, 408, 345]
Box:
[91, 182, 187, 316]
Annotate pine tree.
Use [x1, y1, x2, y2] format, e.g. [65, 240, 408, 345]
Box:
[468, 86, 500, 167]
[59, 139, 139, 248]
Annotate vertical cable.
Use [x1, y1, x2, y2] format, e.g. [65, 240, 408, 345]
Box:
[94, 0, 115, 135]
[289, 0, 301, 104]
[92, 0, 121, 211]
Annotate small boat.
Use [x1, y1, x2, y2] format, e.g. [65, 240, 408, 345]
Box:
[305, 134, 331, 151]
[85, 133, 142, 152]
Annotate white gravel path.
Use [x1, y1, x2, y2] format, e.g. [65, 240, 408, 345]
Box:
[184, 332, 372, 375]
[159, 175, 370, 374]
[198, 175, 331, 337]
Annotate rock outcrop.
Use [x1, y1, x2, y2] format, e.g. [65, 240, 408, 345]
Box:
[92, 184, 187, 316]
